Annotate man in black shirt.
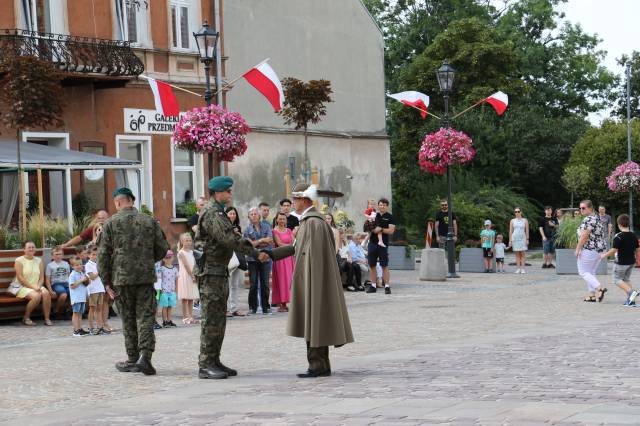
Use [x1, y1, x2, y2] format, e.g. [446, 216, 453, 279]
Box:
[187, 197, 207, 234]
[273, 198, 300, 231]
[601, 214, 640, 306]
[434, 199, 457, 248]
[365, 198, 395, 295]
[538, 206, 559, 268]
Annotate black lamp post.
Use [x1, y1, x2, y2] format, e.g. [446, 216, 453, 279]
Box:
[193, 20, 220, 180]
[436, 60, 459, 278]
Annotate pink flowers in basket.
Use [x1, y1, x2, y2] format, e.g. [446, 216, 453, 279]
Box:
[606, 161, 640, 192]
[418, 128, 476, 175]
[173, 105, 250, 161]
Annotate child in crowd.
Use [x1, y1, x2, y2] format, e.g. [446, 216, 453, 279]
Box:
[153, 260, 163, 329]
[601, 214, 640, 306]
[158, 250, 178, 327]
[68, 256, 89, 336]
[364, 212, 386, 248]
[481, 220, 496, 273]
[177, 233, 199, 325]
[494, 234, 507, 273]
[78, 245, 89, 265]
[85, 247, 108, 335]
[363, 198, 376, 217]
[46, 245, 70, 320]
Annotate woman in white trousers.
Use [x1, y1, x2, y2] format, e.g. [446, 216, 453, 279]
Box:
[575, 200, 608, 302]
[225, 206, 246, 316]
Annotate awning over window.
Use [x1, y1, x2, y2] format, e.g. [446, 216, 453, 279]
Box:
[0, 141, 140, 170]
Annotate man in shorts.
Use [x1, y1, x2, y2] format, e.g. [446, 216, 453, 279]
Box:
[539, 206, 559, 268]
[365, 198, 395, 294]
[600, 214, 640, 306]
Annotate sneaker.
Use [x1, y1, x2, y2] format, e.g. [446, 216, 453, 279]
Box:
[72, 329, 83, 337]
[521, 269, 526, 274]
[153, 322, 162, 330]
[88, 328, 97, 335]
[193, 301, 201, 310]
[98, 327, 111, 335]
[346, 286, 356, 292]
[542, 264, 548, 269]
[356, 285, 365, 291]
[249, 309, 257, 315]
[629, 290, 639, 304]
[262, 309, 272, 315]
[384, 286, 391, 295]
[548, 264, 555, 269]
[167, 321, 177, 327]
[365, 285, 377, 293]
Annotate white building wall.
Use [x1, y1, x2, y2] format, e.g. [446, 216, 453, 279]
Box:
[223, 0, 391, 226]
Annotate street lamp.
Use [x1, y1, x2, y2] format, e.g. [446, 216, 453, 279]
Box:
[193, 20, 220, 179]
[436, 60, 459, 278]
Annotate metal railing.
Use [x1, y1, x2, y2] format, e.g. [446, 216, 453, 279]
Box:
[0, 28, 144, 76]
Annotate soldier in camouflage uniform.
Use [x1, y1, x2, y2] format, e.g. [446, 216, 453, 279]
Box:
[97, 187, 169, 376]
[194, 176, 270, 379]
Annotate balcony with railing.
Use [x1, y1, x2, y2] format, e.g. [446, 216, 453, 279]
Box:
[0, 29, 144, 77]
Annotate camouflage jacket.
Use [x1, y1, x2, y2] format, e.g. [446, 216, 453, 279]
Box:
[97, 207, 169, 286]
[194, 200, 259, 277]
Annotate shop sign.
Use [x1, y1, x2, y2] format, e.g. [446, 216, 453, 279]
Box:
[124, 108, 184, 134]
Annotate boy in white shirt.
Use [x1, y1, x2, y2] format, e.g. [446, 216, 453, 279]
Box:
[494, 234, 507, 273]
[85, 247, 108, 335]
[68, 256, 90, 336]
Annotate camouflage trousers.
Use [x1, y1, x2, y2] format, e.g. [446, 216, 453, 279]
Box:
[114, 284, 157, 361]
[198, 275, 229, 368]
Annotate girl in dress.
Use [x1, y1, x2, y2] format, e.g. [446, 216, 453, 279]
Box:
[177, 233, 199, 324]
[508, 207, 530, 274]
[272, 212, 295, 312]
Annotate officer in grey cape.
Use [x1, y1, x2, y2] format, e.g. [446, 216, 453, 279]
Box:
[264, 183, 353, 377]
[194, 176, 270, 379]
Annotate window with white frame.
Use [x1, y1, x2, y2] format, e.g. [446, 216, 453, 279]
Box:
[114, 0, 149, 46]
[20, 0, 65, 33]
[116, 136, 152, 210]
[173, 148, 197, 216]
[170, 0, 197, 51]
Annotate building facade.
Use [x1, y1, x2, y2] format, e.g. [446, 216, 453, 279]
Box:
[0, 0, 390, 243]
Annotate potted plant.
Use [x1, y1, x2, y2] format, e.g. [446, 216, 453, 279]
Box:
[554, 216, 606, 275]
[172, 104, 250, 161]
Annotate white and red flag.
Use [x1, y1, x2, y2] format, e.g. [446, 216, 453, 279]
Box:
[484, 91, 509, 115]
[147, 77, 180, 117]
[387, 91, 430, 119]
[242, 59, 284, 112]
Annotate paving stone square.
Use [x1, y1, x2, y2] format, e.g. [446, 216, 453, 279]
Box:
[1, 258, 639, 425]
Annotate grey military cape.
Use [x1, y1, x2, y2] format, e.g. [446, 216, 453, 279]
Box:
[272, 207, 354, 348]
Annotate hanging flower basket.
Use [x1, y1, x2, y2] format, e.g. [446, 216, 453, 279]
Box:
[172, 105, 250, 162]
[418, 128, 476, 175]
[606, 161, 640, 192]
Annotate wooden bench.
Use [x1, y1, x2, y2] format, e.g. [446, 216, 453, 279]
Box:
[0, 248, 76, 320]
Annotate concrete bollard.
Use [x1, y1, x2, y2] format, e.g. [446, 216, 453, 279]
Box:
[419, 248, 447, 281]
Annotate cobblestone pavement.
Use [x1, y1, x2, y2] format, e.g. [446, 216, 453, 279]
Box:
[2, 258, 640, 425]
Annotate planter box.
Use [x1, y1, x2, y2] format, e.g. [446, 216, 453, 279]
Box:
[459, 247, 495, 273]
[555, 248, 608, 275]
[387, 245, 416, 270]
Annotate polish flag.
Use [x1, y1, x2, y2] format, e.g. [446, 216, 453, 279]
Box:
[387, 91, 430, 119]
[147, 78, 180, 117]
[484, 91, 509, 115]
[242, 59, 284, 112]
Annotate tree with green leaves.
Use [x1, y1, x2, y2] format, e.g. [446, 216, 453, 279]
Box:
[561, 164, 591, 207]
[278, 77, 333, 181]
[614, 51, 640, 120]
[0, 56, 66, 236]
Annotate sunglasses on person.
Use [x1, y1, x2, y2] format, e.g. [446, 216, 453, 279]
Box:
[441, 204, 448, 207]
[514, 210, 521, 213]
[579, 207, 587, 210]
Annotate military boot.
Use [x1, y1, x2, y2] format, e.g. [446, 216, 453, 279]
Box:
[115, 360, 139, 373]
[215, 359, 238, 377]
[198, 366, 228, 379]
[135, 355, 156, 376]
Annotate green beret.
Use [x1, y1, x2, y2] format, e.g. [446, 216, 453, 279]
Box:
[112, 187, 135, 200]
[208, 176, 234, 192]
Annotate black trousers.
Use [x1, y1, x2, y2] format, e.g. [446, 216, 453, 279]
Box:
[248, 261, 270, 311]
[345, 262, 362, 287]
[306, 341, 330, 373]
